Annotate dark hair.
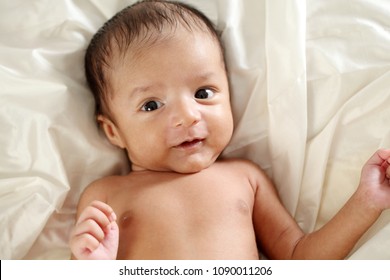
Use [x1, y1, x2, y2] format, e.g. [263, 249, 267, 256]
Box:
[85, 0, 225, 118]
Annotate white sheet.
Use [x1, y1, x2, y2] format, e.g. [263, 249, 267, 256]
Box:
[1, 0, 390, 259]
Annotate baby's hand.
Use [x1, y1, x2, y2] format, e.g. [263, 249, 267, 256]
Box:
[358, 149, 390, 211]
[69, 200, 119, 260]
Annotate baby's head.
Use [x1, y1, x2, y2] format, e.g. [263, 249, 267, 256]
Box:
[85, 0, 233, 173]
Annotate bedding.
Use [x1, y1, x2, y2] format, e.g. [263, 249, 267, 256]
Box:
[1, 0, 390, 259]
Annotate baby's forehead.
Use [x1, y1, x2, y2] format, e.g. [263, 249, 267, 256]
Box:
[115, 18, 217, 52]
[108, 23, 221, 70]
[103, 2, 221, 59]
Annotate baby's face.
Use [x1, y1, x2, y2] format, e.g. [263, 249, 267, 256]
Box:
[102, 25, 233, 173]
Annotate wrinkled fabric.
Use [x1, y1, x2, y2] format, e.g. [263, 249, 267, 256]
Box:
[1, 0, 390, 259]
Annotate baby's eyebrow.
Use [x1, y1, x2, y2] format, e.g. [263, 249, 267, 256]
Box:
[194, 71, 217, 81]
[129, 84, 159, 98]
[189, 72, 221, 86]
[127, 72, 219, 98]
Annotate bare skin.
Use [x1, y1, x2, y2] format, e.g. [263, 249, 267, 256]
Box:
[69, 6, 390, 259]
[73, 159, 261, 260]
[70, 150, 390, 260]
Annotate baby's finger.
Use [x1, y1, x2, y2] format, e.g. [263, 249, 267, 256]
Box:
[386, 166, 390, 179]
[77, 202, 115, 228]
[90, 201, 116, 220]
[70, 233, 100, 257]
[366, 149, 390, 166]
[72, 218, 106, 242]
[77, 207, 111, 229]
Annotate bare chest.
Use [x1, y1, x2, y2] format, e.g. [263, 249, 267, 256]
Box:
[107, 171, 257, 259]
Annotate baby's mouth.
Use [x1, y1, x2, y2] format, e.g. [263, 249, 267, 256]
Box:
[175, 138, 204, 149]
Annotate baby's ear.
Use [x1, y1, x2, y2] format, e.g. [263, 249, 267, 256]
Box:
[97, 115, 126, 149]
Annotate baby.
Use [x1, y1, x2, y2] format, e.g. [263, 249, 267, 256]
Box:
[70, 0, 390, 259]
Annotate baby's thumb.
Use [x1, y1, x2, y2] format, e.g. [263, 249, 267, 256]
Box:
[103, 220, 119, 259]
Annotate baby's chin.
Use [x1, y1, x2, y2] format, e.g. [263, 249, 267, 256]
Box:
[131, 158, 217, 174]
[171, 155, 220, 174]
[172, 163, 212, 174]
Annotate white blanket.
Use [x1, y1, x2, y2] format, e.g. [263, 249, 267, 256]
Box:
[1, 0, 390, 259]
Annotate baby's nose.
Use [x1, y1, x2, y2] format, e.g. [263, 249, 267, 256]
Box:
[173, 98, 201, 128]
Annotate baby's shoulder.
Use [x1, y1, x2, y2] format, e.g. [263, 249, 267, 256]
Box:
[80, 175, 125, 203]
[215, 158, 272, 189]
[216, 158, 263, 173]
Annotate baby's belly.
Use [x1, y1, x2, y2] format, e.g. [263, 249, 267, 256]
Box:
[116, 209, 259, 260]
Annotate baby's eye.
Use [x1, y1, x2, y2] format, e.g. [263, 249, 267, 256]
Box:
[141, 100, 163, 112]
[194, 88, 214, 100]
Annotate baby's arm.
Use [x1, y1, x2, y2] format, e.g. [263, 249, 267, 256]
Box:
[69, 183, 119, 260]
[291, 149, 390, 259]
[252, 149, 390, 259]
